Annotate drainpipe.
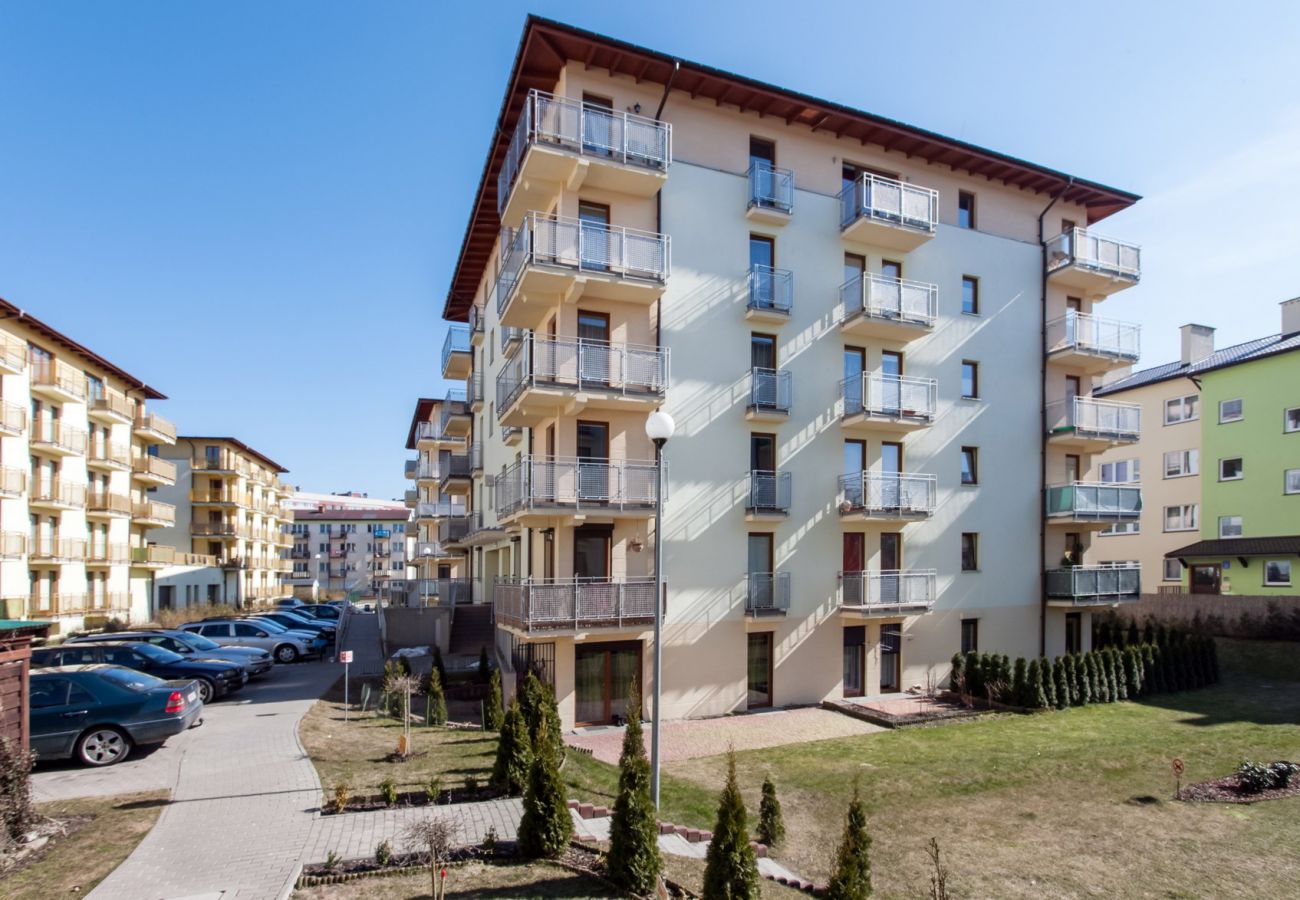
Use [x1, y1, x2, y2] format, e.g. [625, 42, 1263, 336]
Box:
[1037, 177, 1073, 659]
[653, 61, 680, 121]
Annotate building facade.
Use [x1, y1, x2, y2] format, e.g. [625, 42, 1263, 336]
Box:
[402, 397, 472, 604]
[426, 18, 1147, 728]
[286, 501, 412, 600]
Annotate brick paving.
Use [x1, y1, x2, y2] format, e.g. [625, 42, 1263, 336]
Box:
[304, 797, 524, 862]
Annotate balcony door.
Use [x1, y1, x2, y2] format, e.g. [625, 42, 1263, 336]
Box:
[576, 421, 609, 502]
[581, 93, 615, 157]
[575, 641, 640, 727]
[879, 533, 901, 604]
[746, 632, 773, 709]
[750, 137, 777, 204]
[578, 202, 611, 272]
[573, 525, 611, 581]
[1065, 374, 1081, 416]
[880, 441, 902, 508]
[750, 434, 776, 510]
[577, 311, 611, 387]
[843, 440, 866, 507]
[842, 533, 865, 605]
[881, 351, 903, 412]
[879, 623, 902, 692]
[843, 626, 865, 697]
[844, 347, 866, 413]
[747, 532, 773, 611]
[749, 235, 775, 309]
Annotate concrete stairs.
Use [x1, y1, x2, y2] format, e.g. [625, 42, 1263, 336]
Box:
[449, 604, 494, 658]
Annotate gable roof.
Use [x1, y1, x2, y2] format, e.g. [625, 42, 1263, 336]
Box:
[177, 436, 289, 474]
[1096, 331, 1300, 396]
[1166, 536, 1300, 558]
[405, 398, 439, 450]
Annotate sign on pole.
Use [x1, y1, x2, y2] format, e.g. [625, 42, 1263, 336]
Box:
[340, 650, 354, 722]
[339, 650, 354, 664]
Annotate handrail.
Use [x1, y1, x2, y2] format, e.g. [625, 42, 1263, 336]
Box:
[1046, 481, 1142, 519]
[1046, 311, 1140, 358]
[840, 273, 937, 327]
[748, 470, 792, 513]
[747, 161, 794, 213]
[1046, 396, 1141, 438]
[749, 367, 792, 413]
[497, 333, 669, 414]
[838, 471, 937, 516]
[747, 264, 793, 314]
[1045, 564, 1141, 601]
[0, 401, 25, 433]
[31, 360, 87, 399]
[30, 420, 88, 453]
[440, 324, 471, 374]
[842, 373, 937, 420]
[31, 479, 86, 507]
[746, 572, 790, 613]
[839, 569, 937, 610]
[134, 411, 177, 442]
[839, 172, 938, 234]
[1046, 227, 1140, 280]
[494, 575, 657, 631]
[497, 454, 659, 515]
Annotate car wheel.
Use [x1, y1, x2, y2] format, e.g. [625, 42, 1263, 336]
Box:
[275, 644, 299, 664]
[195, 678, 216, 704]
[76, 727, 132, 767]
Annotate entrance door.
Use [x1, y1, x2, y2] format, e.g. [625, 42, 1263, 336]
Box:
[574, 642, 641, 726]
[842, 533, 865, 605]
[577, 311, 611, 387]
[881, 351, 903, 412]
[576, 421, 609, 503]
[879, 623, 901, 692]
[1190, 565, 1222, 595]
[844, 347, 866, 413]
[843, 626, 865, 697]
[578, 202, 611, 272]
[746, 632, 773, 708]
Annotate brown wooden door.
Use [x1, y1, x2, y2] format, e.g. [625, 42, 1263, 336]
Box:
[1190, 565, 1221, 595]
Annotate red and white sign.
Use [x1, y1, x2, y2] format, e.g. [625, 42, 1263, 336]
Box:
[338, 650, 353, 664]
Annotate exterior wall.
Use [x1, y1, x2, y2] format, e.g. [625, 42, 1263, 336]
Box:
[154, 562, 228, 610]
[287, 516, 410, 598]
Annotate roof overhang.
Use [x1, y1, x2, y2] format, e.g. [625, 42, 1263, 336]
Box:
[405, 398, 438, 449]
[177, 436, 289, 473]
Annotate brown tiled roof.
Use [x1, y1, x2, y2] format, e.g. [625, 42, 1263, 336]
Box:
[1166, 536, 1300, 558]
[177, 436, 289, 473]
[405, 398, 439, 450]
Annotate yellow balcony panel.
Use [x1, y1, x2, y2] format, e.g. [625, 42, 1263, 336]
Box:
[0, 332, 26, 375]
[0, 466, 25, 499]
[30, 422, 88, 457]
[0, 401, 24, 437]
[31, 360, 87, 403]
[30, 538, 88, 564]
[190, 489, 241, 506]
[87, 543, 131, 566]
[133, 411, 176, 444]
[86, 491, 133, 519]
[133, 500, 177, 528]
[87, 441, 131, 472]
[131, 544, 177, 569]
[30, 480, 86, 511]
[88, 389, 134, 425]
[0, 532, 26, 559]
[132, 455, 177, 485]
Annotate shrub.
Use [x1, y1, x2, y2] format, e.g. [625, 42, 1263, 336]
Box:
[1101, 648, 1118, 702]
[949, 652, 964, 693]
[1063, 654, 1082, 706]
[1127, 620, 1141, 647]
[703, 751, 760, 900]
[520, 672, 564, 763]
[380, 776, 398, 807]
[1238, 761, 1275, 794]
[757, 775, 786, 849]
[491, 698, 532, 796]
[1111, 648, 1128, 700]
[425, 776, 443, 805]
[607, 681, 661, 895]
[324, 850, 341, 871]
[1041, 656, 1058, 709]
[1085, 652, 1103, 702]
[963, 651, 982, 697]
[403, 817, 458, 900]
[1027, 658, 1049, 709]
[375, 839, 393, 866]
[424, 667, 447, 726]
[0, 737, 36, 845]
[431, 644, 446, 686]
[1074, 654, 1091, 705]
[1124, 646, 1143, 699]
[1270, 761, 1299, 788]
[1010, 658, 1028, 707]
[825, 780, 873, 900]
[483, 669, 505, 731]
[1144, 643, 1165, 694]
[466, 775, 480, 793]
[331, 782, 350, 814]
[517, 716, 572, 859]
[478, 646, 491, 684]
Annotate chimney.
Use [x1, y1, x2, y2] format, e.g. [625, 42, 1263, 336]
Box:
[1282, 297, 1300, 337]
[1180, 324, 1215, 366]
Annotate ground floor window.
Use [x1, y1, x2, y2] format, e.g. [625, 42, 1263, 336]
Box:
[747, 632, 773, 708]
[1163, 558, 1183, 582]
[960, 618, 979, 654]
[510, 639, 555, 689]
[879, 624, 901, 692]
[1065, 613, 1082, 654]
[842, 626, 865, 697]
[1264, 560, 1292, 587]
[574, 641, 640, 727]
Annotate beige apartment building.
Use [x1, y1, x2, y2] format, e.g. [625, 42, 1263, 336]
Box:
[0, 299, 179, 633]
[424, 18, 1147, 728]
[285, 500, 412, 600]
[152, 437, 293, 607]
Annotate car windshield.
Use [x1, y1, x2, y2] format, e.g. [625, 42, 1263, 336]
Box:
[132, 643, 185, 664]
[99, 667, 166, 692]
[175, 632, 220, 651]
[247, 618, 288, 633]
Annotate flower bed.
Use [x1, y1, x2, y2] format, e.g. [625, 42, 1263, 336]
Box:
[1180, 761, 1300, 804]
[321, 783, 504, 815]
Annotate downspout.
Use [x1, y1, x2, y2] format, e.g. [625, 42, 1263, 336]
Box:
[1037, 177, 1073, 658]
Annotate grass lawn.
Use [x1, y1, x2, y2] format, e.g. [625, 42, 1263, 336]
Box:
[1, 791, 168, 899]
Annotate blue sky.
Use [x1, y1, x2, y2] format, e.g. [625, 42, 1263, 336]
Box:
[2, 1, 1297, 498]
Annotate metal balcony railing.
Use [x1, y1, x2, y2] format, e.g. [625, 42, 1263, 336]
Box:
[0, 467, 24, 496]
[840, 570, 937, 611]
[468, 304, 486, 336]
[1046, 564, 1141, 603]
[414, 422, 448, 444]
[133, 455, 177, 481]
[0, 333, 26, 371]
[0, 532, 24, 559]
[1046, 311, 1140, 360]
[31, 480, 86, 507]
[1046, 228, 1140, 281]
[467, 369, 484, 407]
[501, 326, 525, 353]
[496, 455, 659, 516]
[498, 89, 671, 214]
[30, 537, 88, 561]
[441, 324, 471, 373]
[497, 334, 669, 413]
[134, 411, 177, 442]
[840, 273, 937, 328]
[746, 572, 790, 614]
[438, 449, 473, 482]
[747, 264, 793, 315]
[748, 470, 792, 514]
[842, 373, 937, 421]
[0, 401, 25, 434]
[30, 592, 88, 615]
[86, 491, 132, 516]
[437, 389, 468, 432]
[839, 472, 937, 517]
[437, 516, 471, 546]
[31, 360, 87, 400]
[416, 500, 464, 519]
[193, 452, 240, 472]
[30, 420, 88, 454]
[495, 576, 656, 632]
[414, 541, 441, 559]
[191, 521, 240, 537]
[88, 389, 134, 421]
[839, 172, 938, 234]
[1047, 396, 1141, 442]
[87, 440, 130, 468]
[133, 500, 176, 525]
[1046, 482, 1142, 520]
[190, 488, 241, 504]
[747, 161, 794, 213]
[749, 367, 792, 414]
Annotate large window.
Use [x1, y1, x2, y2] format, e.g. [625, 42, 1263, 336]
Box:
[960, 533, 979, 571]
[747, 632, 773, 708]
[1163, 558, 1183, 582]
[961, 361, 979, 400]
[1165, 395, 1199, 424]
[1218, 515, 1243, 538]
[1264, 560, 1293, 587]
[1286, 407, 1300, 433]
[1100, 521, 1139, 536]
[1164, 504, 1198, 532]
[1164, 449, 1199, 478]
[957, 191, 976, 229]
[1219, 457, 1243, 481]
[1286, 468, 1300, 495]
[1065, 613, 1082, 655]
[960, 447, 978, 485]
[961, 276, 979, 315]
[1100, 459, 1140, 483]
[1219, 398, 1244, 423]
[960, 618, 979, 654]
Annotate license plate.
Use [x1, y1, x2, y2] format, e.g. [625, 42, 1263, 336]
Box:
[187, 691, 197, 703]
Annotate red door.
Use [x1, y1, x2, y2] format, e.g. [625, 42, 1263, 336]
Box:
[842, 534, 865, 605]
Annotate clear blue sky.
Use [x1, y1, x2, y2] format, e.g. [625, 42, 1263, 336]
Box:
[3, 1, 1297, 499]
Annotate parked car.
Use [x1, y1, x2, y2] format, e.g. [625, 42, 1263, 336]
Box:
[32, 642, 246, 705]
[181, 619, 318, 663]
[66, 630, 274, 678]
[251, 611, 336, 641]
[29, 665, 203, 766]
[275, 598, 305, 608]
[295, 604, 341, 621]
[327, 599, 352, 609]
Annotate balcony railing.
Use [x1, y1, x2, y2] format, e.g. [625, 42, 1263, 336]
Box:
[1046, 482, 1142, 520]
[87, 543, 131, 564]
[468, 304, 486, 336]
[842, 373, 937, 421]
[840, 570, 937, 612]
[0, 401, 25, 435]
[441, 324, 471, 373]
[411, 459, 438, 481]
[437, 516, 471, 546]
[193, 452, 241, 473]
[31, 480, 86, 507]
[87, 491, 132, 516]
[399, 578, 474, 606]
[134, 411, 177, 443]
[839, 173, 938, 235]
[746, 572, 790, 614]
[190, 488, 241, 504]
[191, 521, 240, 538]
[31, 360, 87, 400]
[747, 265, 793, 315]
[416, 500, 464, 519]
[495, 576, 656, 632]
[749, 367, 792, 415]
[1046, 564, 1141, 604]
[0, 533, 25, 558]
[748, 470, 792, 514]
[29, 593, 88, 616]
[1046, 228, 1140, 281]
[498, 334, 669, 412]
[88, 389, 134, 421]
[438, 449, 473, 482]
[838, 472, 937, 517]
[1046, 311, 1140, 361]
[840, 273, 937, 328]
[30, 537, 88, 561]
[467, 368, 484, 407]
[1047, 396, 1141, 442]
[414, 420, 452, 444]
[0, 332, 26, 371]
[88, 440, 130, 468]
[0, 467, 24, 496]
[748, 161, 794, 214]
[496, 455, 658, 516]
[437, 389, 468, 432]
[133, 500, 176, 525]
[498, 89, 672, 214]
[30, 420, 88, 454]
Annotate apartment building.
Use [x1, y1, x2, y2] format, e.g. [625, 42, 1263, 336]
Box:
[430, 18, 1145, 728]
[153, 437, 293, 606]
[286, 501, 411, 600]
[0, 299, 178, 633]
[1095, 300, 1300, 595]
[402, 397, 473, 604]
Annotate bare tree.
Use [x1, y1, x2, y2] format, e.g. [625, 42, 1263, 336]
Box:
[927, 837, 951, 900]
[403, 817, 458, 900]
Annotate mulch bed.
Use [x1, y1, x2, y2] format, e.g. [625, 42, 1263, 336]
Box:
[322, 784, 505, 815]
[1178, 776, 1300, 804]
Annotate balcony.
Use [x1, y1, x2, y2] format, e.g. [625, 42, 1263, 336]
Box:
[0, 533, 25, 559]
[414, 420, 456, 449]
[87, 543, 130, 565]
[87, 389, 134, 425]
[410, 458, 438, 485]
[441, 324, 472, 380]
[503, 424, 523, 446]
[1046, 228, 1140, 295]
[747, 161, 794, 224]
[439, 389, 471, 438]
[0, 467, 24, 499]
[1046, 563, 1140, 606]
[747, 368, 791, 423]
[839, 173, 938, 251]
[745, 264, 793, 324]
[840, 274, 937, 341]
[838, 472, 937, 521]
[133, 411, 177, 444]
[468, 368, 484, 412]
[86, 491, 132, 519]
[190, 488, 241, 506]
[495, 576, 656, 634]
[132, 500, 176, 528]
[841, 373, 937, 433]
[31, 360, 87, 402]
[501, 326, 525, 356]
[1046, 482, 1142, 528]
[497, 335, 669, 426]
[87, 440, 131, 471]
[497, 89, 671, 227]
[840, 570, 937, 617]
[191, 520, 239, 538]
[0, 332, 26, 375]
[404, 489, 418, 508]
[193, 451, 241, 474]
[30, 537, 88, 564]
[494, 213, 670, 330]
[496, 455, 658, 523]
[403, 577, 473, 606]
[30, 480, 86, 511]
[416, 500, 463, 522]
[1046, 312, 1141, 373]
[438, 448, 475, 495]
[0, 401, 24, 436]
[1047, 396, 1141, 450]
[468, 304, 486, 345]
[437, 516, 471, 550]
[746, 572, 790, 616]
[30, 421, 88, 456]
[29, 593, 88, 617]
[747, 470, 792, 520]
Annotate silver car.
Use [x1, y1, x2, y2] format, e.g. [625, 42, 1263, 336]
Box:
[67, 630, 275, 678]
[181, 621, 312, 664]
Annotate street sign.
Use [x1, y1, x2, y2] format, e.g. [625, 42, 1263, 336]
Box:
[339, 650, 354, 664]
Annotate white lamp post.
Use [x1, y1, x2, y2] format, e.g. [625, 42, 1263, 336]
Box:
[421, 545, 434, 607]
[644, 409, 675, 808]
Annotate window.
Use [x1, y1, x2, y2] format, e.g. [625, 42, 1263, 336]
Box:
[1099, 459, 1140, 483]
[960, 533, 979, 571]
[1286, 407, 1300, 433]
[1219, 398, 1243, 423]
[960, 618, 979, 654]
[1165, 395, 1199, 424]
[1164, 504, 1198, 532]
[1100, 521, 1139, 536]
[957, 191, 976, 229]
[1286, 468, 1300, 494]
[1163, 558, 1183, 582]
[1218, 515, 1244, 538]
[1264, 560, 1293, 587]
[1220, 457, 1243, 481]
[961, 276, 979, 315]
[1065, 613, 1082, 655]
[1164, 449, 1199, 478]
[961, 361, 979, 400]
[959, 447, 978, 485]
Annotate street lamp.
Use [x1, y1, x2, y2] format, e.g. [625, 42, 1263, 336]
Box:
[644, 409, 675, 808]
[421, 545, 434, 608]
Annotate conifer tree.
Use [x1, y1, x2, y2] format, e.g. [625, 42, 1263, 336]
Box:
[425, 666, 447, 725]
[1127, 620, 1141, 647]
[1123, 646, 1142, 698]
[1041, 656, 1058, 709]
[964, 652, 982, 697]
[1053, 656, 1071, 708]
[1011, 657, 1028, 707]
[1111, 648, 1128, 700]
[1083, 653, 1099, 704]
[1100, 649, 1117, 702]
[756, 775, 786, 849]
[949, 652, 965, 693]
[1064, 654, 1082, 705]
[825, 780, 873, 900]
[484, 668, 505, 731]
[1028, 658, 1049, 709]
[517, 717, 572, 859]
[607, 681, 661, 895]
[491, 698, 532, 796]
[703, 751, 760, 900]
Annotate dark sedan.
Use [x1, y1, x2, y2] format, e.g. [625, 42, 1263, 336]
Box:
[295, 604, 341, 621]
[33, 641, 246, 704]
[249, 611, 336, 641]
[30, 666, 203, 766]
[66, 629, 275, 678]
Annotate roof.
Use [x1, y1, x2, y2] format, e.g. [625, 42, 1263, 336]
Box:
[443, 15, 1142, 321]
[1097, 331, 1300, 396]
[0, 619, 53, 634]
[293, 508, 411, 522]
[405, 398, 438, 449]
[177, 436, 289, 473]
[1166, 536, 1300, 558]
[0, 299, 167, 399]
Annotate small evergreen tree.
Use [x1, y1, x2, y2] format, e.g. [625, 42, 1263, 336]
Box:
[1124, 646, 1143, 698]
[998, 655, 1013, 700]
[949, 652, 965, 693]
[1063, 654, 1081, 705]
[1011, 658, 1028, 707]
[1127, 620, 1141, 647]
[1142, 619, 1155, 645]
[703, 751, 760, 900]
[963, 651, 983, 697]
[484, 668, 505, 731]
[757, 775, 785, 849]
[519, 671, 565, 763]
[1096, 619, 1113, 649]
[491, 698, 532, 796]
[1053, 656, 1071, 709]
[1145, 643, 1165, 694]
[431, 644, 446, 686]
[1079, 653, 1095, 705]
[1041, 656, 1058, 709]
[478, 646, 491, 684]
[1111, 648, 1128, 700]
[607, 681, 661, 895]
[517, 717, 572, 859]
[424, 666, 447, 725]
[1099, 649, 1115, 702]
[519, 670, 544, 736]
[825, 780, 873, 900]
[1027, 658, 1049, 709]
